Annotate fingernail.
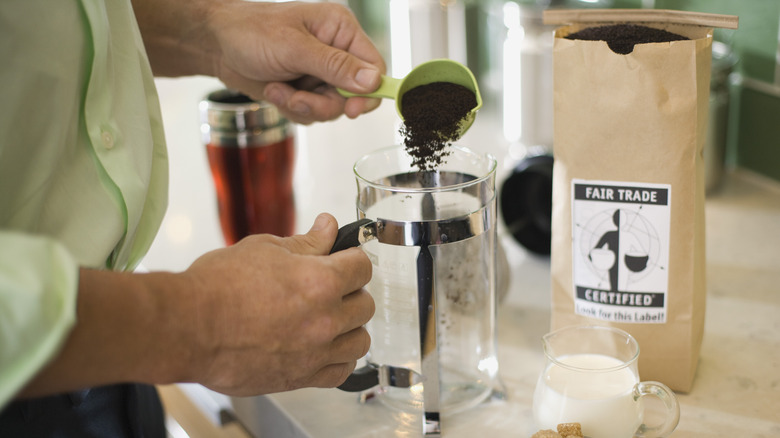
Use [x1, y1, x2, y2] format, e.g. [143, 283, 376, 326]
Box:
[264, 85, 283, 106]
[310, 213, 330, 232]
[291, 101, 311, 116]
[364, 97, 382, 113]
[355, 68, 380, 89]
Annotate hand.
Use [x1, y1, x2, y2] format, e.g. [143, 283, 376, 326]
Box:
[207, 1, 386, 124]
[184, 213, 374, 395]
[14, 214, 373, 400]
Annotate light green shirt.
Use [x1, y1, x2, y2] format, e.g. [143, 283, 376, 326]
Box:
[0, 0, 168, 407]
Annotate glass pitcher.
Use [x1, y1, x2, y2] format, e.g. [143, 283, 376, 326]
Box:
[332, 145, 503, 436]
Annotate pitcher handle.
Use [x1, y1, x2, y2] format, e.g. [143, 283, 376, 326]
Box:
[337, 364, 380, 392]
[633, 381, 680, 438]
[330, 218, 378, 392]
[330, 218, 375, 253]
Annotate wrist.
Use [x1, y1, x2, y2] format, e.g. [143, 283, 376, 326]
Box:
[17, 269, 200, 397]
[133, 0, 230, 77]
[133, 271, 205, 385]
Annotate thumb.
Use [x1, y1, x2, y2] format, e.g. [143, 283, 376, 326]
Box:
[303, 42, 383, 95]
[284, 213, 339, 256]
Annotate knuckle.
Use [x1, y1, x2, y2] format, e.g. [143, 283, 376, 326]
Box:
[313, 314, 340, 340]
[295, 259, 335, 289]
[307, 269, 341, 300]
[331, 362, 356, 388]
[306, 99, 344, 123]
[319, 2, 354, 21]
[356, 250, 373, 282]
[358, 328, 371, 357]
[321, 49, 353, 80]
[367, 293, 376, 318]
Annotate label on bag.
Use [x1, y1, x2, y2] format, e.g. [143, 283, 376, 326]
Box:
[571, 179, 671, 323]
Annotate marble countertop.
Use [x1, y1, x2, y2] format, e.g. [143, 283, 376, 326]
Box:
[144, 76, 780, 438]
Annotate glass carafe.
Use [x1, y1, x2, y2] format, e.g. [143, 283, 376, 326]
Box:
[334, 145, 503, 435]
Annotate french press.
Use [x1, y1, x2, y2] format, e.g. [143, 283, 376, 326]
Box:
[331, 145, 504, 436]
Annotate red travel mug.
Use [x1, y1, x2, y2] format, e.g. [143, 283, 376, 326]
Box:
[200, 89, 296, 245]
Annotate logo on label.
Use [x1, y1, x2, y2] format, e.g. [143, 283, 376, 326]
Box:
[571, 180, 671, 324]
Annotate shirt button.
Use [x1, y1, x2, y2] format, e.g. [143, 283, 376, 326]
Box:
[101, 130, 115, 149]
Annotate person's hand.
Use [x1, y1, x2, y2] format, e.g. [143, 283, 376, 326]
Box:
[135, 0, 385, 123]
[183, 213, 374, 395]
[14, 214, 373, 400]
[207, 1, 386, 124]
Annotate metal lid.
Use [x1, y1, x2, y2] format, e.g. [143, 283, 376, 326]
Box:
[200, 89, 286, 132]
[200, 124, 290, 148]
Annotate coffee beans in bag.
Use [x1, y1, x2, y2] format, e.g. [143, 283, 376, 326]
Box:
[543, 9, 738, 392]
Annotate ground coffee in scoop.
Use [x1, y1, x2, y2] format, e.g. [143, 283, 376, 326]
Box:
[400, 82, 476, 170]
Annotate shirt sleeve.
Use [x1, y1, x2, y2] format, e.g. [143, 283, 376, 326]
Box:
[0, 232, 79, 408]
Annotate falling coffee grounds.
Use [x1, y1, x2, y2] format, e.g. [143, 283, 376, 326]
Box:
[565, 24, 689, 55]
[400, 82, 477, 170]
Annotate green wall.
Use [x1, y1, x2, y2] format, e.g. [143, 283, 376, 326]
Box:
[618, 0, 780, 182]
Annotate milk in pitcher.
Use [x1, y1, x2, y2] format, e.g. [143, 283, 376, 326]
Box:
[533, 354, 643, 438]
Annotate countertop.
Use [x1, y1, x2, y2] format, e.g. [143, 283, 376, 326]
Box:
[144, 76, 780, 438]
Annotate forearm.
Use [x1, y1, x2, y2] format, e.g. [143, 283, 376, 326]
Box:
[131, 0, 224, 77]
[17, 269, 200, 398]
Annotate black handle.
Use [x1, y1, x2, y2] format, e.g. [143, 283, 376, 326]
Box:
[329, 218, 374, 254]
[330, 218, 379, 392]
[337, 364, 379, 392]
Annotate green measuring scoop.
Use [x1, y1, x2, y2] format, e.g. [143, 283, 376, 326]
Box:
[339, 59, 483, 136]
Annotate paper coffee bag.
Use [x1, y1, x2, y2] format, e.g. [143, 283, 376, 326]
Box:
[543, 9, 738, 392]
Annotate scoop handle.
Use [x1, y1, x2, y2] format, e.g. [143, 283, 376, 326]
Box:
[336, 75, 401, 100]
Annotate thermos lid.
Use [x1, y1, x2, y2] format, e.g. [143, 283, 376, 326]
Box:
[200, 89, 291, 147]
[200, 88, 286, 132]
[500, 153, 554, 255]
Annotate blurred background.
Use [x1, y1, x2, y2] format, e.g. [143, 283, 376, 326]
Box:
[343, 0, 780, 186]
[152, 2, 780, 436]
